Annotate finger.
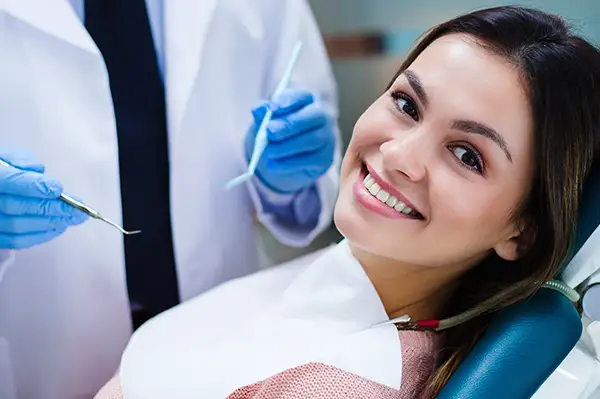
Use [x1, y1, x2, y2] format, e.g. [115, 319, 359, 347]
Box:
[265, 139, 335, 176]
[0, 214, 84, 234]
[0, 228, 67, 250]
[0, 195, 86, 218]
[250, 89, 315, 122]
[266, 105, 329, 143]
[0, 166, 62, 198]
[270, 89, 314, 116]
[69, 211, 89, 225]
[57, 194, 90, 223]
[263, 125, 331, 160]
[0, 146, 45, 173]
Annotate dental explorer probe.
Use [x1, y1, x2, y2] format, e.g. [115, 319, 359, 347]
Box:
[0, 159, 141, 235]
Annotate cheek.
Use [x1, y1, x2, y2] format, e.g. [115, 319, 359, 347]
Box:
[433, 180, 517, 241]
[346, 101, 395, 152]
[339, 118, 375, 181]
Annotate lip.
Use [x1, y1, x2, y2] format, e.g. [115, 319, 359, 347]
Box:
[364, 164, 424, 216]
[353, 166, 423, 220]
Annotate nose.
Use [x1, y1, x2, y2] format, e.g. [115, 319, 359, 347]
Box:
[380, 130, 428, 182]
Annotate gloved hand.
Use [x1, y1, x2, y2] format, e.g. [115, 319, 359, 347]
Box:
[245, 88, 336, 194]
[0, 147, 88, 249]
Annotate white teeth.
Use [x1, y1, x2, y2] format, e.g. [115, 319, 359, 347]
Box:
[362, 173, 420, 217]
[376, 190, 390, 202]
[368, 182, 380, 196]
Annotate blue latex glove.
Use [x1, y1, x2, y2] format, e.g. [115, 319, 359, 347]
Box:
[0, 147, 88, 249]
[245, 88, 336, 194]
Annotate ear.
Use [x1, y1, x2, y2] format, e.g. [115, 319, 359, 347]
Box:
[493, 220, 536, 261]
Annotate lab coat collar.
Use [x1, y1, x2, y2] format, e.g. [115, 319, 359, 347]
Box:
[3, 0, 218, 135]
[2, 0, 99, 54]
[163, 0, 218, 135]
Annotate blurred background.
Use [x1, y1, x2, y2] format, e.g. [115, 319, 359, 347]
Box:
[257, 0, 600, 267]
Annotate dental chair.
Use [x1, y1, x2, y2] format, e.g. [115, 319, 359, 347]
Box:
[437, 161, 600, 399]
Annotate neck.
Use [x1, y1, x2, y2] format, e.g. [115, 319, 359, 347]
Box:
[349, 243, 473, 322]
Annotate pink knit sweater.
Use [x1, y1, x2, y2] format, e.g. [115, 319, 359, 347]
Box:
[94, 330, 442, 399]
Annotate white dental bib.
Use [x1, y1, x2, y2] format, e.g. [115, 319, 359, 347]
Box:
[119, 240, 403, 398]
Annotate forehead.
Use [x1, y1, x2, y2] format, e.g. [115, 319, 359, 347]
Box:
[398, 34, 533, 163]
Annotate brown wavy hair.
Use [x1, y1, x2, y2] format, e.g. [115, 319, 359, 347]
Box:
[385, 6, 600, 397]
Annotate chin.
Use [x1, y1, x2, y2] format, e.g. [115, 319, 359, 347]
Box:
[334, 193, 417, 266]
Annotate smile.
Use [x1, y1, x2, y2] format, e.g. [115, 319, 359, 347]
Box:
[352, 164, 425, 220]
[362, 174, 424, 219]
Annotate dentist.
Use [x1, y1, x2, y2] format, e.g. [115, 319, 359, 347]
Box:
[0, 1, 340, 398]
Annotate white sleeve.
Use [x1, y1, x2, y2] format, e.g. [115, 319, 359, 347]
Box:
[245, 0, 341, 248]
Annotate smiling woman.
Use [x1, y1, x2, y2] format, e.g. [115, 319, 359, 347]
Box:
[336, 31, 536, 270]
[95, 5, 600, 399]
[336, 6, 600, 395]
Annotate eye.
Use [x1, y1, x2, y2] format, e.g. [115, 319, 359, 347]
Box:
[449, 144, 484, 174]
[390, 91, 419, 121]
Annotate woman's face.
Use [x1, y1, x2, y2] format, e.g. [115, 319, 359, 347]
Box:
[335, 34, 535, 269]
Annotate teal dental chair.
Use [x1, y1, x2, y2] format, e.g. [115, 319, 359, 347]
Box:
[437, 160, 600, 399]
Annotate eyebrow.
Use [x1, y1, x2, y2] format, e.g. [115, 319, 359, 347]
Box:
[404, 70, 429, 108]
[451, 120, 513, 162]
[402, 70, 512, 162]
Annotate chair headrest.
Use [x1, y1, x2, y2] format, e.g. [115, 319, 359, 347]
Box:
[436, 289, 581, 399]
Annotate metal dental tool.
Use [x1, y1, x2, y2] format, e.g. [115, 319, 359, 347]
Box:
[0, 159, 141, 235]
[56, 193, 142, 235]
[225, 40, 304, 190]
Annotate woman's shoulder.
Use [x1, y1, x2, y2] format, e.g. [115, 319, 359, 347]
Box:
[397, 330, 444, 398]
[224, 330, 443, 399]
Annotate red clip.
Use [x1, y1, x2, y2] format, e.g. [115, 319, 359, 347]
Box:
[416, 320, 440, 329]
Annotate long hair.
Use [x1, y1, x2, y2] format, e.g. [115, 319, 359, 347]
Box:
[386, 6, 600, 397]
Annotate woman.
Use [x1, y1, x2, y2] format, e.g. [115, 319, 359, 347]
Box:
[96, 5, 600, 398]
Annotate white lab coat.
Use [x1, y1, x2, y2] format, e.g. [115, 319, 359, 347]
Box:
[118, 240, 404, 398]
[0, 1, 340, 398]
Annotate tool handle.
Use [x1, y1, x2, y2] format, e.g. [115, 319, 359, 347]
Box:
[272, 41, 303, 99]
[58, 193, 101, 219]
